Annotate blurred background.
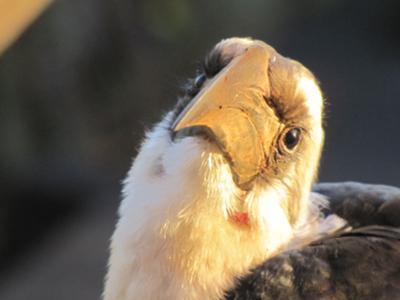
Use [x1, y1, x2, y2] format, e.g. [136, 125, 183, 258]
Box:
[0, 0, 399, 299]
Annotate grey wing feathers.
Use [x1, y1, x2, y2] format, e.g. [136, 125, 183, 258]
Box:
[314, 181, 400, 227]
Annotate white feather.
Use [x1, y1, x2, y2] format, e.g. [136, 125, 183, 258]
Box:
[104, 38, 344, 300]
[103, 113, 343, 300]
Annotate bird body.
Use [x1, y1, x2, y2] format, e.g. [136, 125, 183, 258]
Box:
[103, 38, 400, 300]
[227, 182, 400, 300]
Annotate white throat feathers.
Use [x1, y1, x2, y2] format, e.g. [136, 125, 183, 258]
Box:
[103, 38, 346, 300]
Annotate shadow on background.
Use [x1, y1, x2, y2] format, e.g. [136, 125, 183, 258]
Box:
[0, 0, 399, 299]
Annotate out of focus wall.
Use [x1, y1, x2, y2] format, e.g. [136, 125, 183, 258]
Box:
[0, 0, 399, 299]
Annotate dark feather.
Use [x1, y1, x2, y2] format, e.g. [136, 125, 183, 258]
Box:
[224, 182, 400, 300]
[315, 182, 400, 227]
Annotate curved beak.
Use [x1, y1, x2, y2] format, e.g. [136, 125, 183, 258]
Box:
[172, 44, 281, 189]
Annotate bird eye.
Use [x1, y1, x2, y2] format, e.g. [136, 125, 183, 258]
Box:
[282, 128, 301, 150]
[194, 74, 206, 89]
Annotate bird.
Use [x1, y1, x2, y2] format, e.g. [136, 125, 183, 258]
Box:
[103, 37, 400, 300]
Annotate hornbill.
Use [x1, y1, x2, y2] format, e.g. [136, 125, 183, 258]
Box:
[104, 38, 400, 300]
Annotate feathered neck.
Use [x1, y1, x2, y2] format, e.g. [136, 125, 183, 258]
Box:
[103, 113, 340, 300]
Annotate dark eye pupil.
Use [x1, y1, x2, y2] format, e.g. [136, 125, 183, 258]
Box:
[284, 128, 300, 149]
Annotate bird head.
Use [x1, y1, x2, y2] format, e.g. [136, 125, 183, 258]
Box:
[105, 37, 325, 300]
[172, 38, 324, 225]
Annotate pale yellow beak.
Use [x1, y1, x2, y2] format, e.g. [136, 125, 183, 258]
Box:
[172, 44, 281, 189]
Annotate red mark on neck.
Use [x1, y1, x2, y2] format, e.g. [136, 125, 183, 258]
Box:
[231, 212, 249, 225]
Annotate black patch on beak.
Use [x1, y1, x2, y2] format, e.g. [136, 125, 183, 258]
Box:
[202, 47, 231, 78]
[170, 44, 236, 130]
[172, 125, 217, 144]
